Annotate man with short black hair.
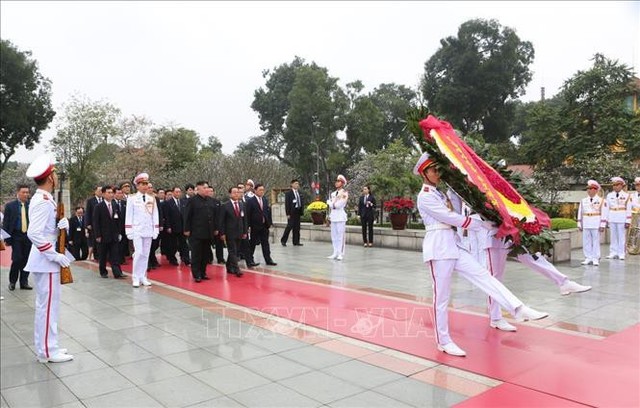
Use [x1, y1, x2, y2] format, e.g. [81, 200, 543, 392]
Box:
[93, 185, 125, 279]
[3, 183, 33, 290]
[280, 179, 304, 246]
[184, 181, 216, 282]
[68, 207, 88, 260]
[247, 183, 277, 266]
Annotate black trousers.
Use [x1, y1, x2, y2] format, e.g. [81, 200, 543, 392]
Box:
[189, 237, 211, 279]
[251, 228, 272, 262]
[148, 237, 160, 266]
[8, 233, 31, 286]
[281, 214, 301, 245]
[167, 232, 191, 264]
[71, 239, 89, 261]
[225, 236, 241, 272]
[361, 217, 374, 244]
[98, 240, 123, 277]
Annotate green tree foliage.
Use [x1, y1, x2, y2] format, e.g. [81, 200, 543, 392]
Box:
[421, 19, 534, 142]
[369, 83, 418, 147]
[50, 94, 121, 203]
[0, 40, 56, 175]
[200, 135, 223, 156]
[151, 126, 200, 171]
[558, 54, 639, 161]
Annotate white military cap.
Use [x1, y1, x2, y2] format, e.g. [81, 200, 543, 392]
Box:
[413, 152, 436, 176]
[336, 174, 347, 185]
[26, 154, 55, 181]
[134, 172, 149, 184]
[634, 177, 640, 185]
[610, 176, 626, 185]
[246, 179, 255, 187]
[586, 180, 601, 190]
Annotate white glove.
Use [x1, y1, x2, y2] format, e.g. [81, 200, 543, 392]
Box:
[118, 234, 122, 242]
[57, 218, 69, 231]
[55, 253, 71, 267]
[126, 235, 133, 241]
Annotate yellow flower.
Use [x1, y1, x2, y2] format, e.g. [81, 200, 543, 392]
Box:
[307, 201, 328, 211]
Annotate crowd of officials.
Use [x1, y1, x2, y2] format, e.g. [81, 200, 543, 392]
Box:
[67, 177, 279, 284]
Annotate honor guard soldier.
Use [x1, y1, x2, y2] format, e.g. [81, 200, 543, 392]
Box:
[125, 173, 159, 287]
[414, 152, 548, 357]
[327, 174, 349, 261]
[578, 180, 606, 265]
[604, 177, 630, 260]
[24, 154, 74, 363]
[628, 177, 640, 217]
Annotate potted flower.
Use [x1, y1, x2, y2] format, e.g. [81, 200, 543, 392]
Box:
[383, 197, 415, 230]
[307, 200, 329, 225]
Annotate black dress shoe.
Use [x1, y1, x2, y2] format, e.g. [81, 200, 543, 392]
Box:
[266, 261, 278, 266]
[217, 259, 225, 264]
[281, 242, 287, 247]
[202, 276, 211, 280]
[20, 284, 33, 290]
[195, 278, 202, 283]
[293, 243, 304, 246]
[114, 274, 126, 279]
[100, 275, 108, 279]
[247, 262, 260, 267]
[236, 270, 244, 277]
[8, 283, 16, 291]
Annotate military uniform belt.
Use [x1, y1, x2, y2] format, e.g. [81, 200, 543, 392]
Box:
[583, 213, 601, 216]
[425, 223, 453, 232]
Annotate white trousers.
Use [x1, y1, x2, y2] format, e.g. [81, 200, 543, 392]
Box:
[132, 236, 152, 282]
[609, 223, 626, 257]
[33, 272, 61, 359]
[582, 228, 601, 260]
[330, 221, 346, 258]
[427, 251, 523, 346]
[483, 249, 567, 320]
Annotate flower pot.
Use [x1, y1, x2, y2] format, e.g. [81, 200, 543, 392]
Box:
[389, 213, 408, 230]
[311, 211, 326, 225]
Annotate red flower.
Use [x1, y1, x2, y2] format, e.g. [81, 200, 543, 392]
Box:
[384, 197, 415, 214]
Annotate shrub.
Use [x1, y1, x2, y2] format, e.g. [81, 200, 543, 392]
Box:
[550, 218, 577, 230]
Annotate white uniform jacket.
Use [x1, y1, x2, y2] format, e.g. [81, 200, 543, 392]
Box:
[418, 184, 486, 262]
[603, 191, 630, 224]
[125, 192, 159, 239]
[577, 196, 606, 229]
[24, 189, 60, 273]
[327, 189, 349, 222]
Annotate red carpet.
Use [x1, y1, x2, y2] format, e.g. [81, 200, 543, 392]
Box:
[116, 260, 640, 408]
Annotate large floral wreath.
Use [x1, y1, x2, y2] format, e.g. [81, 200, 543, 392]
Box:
[407, 108, 556, 257]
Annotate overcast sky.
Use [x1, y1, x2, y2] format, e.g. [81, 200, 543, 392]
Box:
[2, 1, 638, 164]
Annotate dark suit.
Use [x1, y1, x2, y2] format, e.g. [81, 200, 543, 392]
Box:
[218, 200, 248, 275]
[246, 195, 275, 264]
[85, 196, 101, 260]
[92, 200, 124, 278]
[68, 215, 88, 260]
[2, 199, 32, 286]
[148, 199, 163, 268]
[280, 189, 304, 245]
[164, 197, 190, 265]
[358, 193, 377, 244]
[184, 194, 217, 280]
[113, 198, 129, 262]
[210, 198, 225, 264]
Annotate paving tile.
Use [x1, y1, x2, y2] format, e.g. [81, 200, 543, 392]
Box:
[136, 334, 200, 356]
[82, 387, 163, 407]
[1, 378, 78, 407]
[278, 371, 364, 404]
[61, 366, 135, 399]
[0, 361, 57, 389]
[139, 374, 220, 407]
[185, 395, 246, 407]
[321, 359, 405, 389]
[114, 357, 185, 385]
[45, 351, 108, 378]
[375, 377, 468, 407]
[204, 340, 273, 363]
[358, 352, 432, 376]
[239, 354, 312, 381]
[328, 390, 413, 407]
[279, 345, 352, 369]
[192, 364, 271, 395]
[92, 342, 155, 366]
[229, 382, 321, 407]
[162, 349, 233, 373]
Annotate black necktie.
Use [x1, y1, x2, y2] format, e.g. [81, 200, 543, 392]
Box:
[590, 198, 593, 203]
[616, 192, 619, 198]
[143, 195, 146, 202]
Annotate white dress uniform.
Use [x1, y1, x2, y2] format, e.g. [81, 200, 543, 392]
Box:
[417, 183, 532, 347]
[24, 154, 73, 363]
[577, 193, 606, 264]
[125, 185, 159, 286]
[603, 180, 630, 259]
[327, 181, 349, 260]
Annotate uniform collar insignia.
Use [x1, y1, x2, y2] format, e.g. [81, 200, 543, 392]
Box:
[423, 186, 430, 192]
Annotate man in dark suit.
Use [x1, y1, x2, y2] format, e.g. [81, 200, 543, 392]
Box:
[357, 185, 377, 247]
[68, 206, 88, 260]
[246, 183, 277, 266]
[92, 185, 125, 278]
[85, 185, 103, 261]
[147, 184, 162, 270]
[218, 186, 248, 277]
[280, 179, 304, 246]
[2, 184, 33, 290]
[184, 181, 217, 282]
[165, 186, 191, 266]
[114, 185, 129, 264]
[209, 187, 225, 264]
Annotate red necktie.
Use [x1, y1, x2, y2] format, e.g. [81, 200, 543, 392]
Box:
[234, 201, 240, 217]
